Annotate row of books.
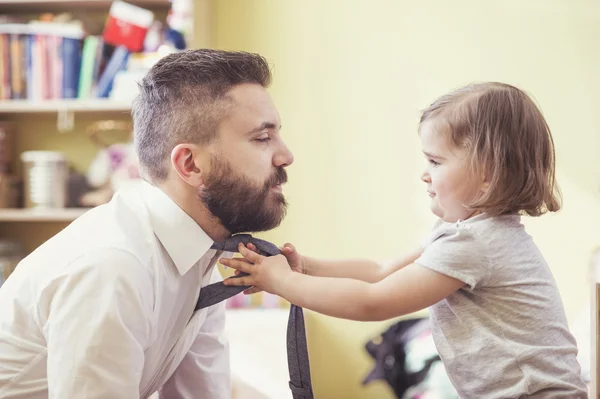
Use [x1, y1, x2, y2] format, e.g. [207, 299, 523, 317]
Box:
[0, 22, 129, 101]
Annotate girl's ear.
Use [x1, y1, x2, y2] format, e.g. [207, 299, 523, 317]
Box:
[480, 171, 491, 193]
[481, 180, 490, 193]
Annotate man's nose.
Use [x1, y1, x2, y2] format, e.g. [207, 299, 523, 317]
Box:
[274, 142, 294, 168]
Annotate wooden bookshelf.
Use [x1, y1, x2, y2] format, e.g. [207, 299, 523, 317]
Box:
[0, 0, 210, 262]
[0, 99, 132, 113]
[0, 0, 171, 13]
[0, 207, 90, 222]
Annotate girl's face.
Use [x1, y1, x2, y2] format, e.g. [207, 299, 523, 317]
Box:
[419, 120, 486, 223]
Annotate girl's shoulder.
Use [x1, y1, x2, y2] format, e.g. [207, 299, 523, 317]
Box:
[423, 213, 525, 254]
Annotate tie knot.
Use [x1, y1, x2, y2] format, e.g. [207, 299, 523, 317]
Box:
[211, 233, 281, 257]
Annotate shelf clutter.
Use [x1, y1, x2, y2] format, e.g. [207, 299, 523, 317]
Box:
[0, 0, 189, 104]
[0, 0, 195, 287]
[0, 0, 195, 210]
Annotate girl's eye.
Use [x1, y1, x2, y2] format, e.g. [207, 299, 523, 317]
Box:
[428, 158, 440, 166]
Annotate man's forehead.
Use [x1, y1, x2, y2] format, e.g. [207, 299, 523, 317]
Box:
[219, 104, 280, 138]
[226, 84, 278, 114]
[227, 83, 272, 104]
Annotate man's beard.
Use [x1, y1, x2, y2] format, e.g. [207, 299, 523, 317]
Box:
[199, 156, 288, 234]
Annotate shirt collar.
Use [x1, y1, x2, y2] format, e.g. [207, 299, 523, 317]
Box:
[140, 181, 215, 275]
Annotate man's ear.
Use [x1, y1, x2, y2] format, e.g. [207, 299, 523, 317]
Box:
[170, 143, 207, 187]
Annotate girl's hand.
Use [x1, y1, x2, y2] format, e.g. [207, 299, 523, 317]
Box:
[281, 243, 306, 275]
[221, 243, 293, 296]
[231, 242, 306, 295]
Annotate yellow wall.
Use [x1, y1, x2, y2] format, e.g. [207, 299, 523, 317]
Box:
[211, 1, 600, 398]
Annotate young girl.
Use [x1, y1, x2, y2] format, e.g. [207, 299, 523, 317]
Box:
[221, 82, 588, 398]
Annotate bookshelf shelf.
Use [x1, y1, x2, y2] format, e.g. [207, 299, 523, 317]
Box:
[0, 0, 171, 13]
[0, 99, 132, 113]
[0, 207, 90, 222]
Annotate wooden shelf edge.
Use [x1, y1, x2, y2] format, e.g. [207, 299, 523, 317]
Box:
[0, 0, 172, 13]
[0, 99, 133, 113]
[0, 207, 91, 222]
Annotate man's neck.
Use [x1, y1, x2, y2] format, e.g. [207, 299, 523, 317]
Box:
[157, 179, 231, 243]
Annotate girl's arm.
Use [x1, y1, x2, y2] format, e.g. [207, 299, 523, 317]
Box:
[221, 243, 463, 322]
[282, 243, 424, 283]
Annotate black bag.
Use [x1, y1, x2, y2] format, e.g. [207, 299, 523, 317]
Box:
[361, 318, 442, 398]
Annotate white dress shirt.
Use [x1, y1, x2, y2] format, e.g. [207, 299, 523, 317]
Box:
[0, 181, 232, 399]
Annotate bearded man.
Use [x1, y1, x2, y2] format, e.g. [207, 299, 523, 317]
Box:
[0, 49, 294, 399]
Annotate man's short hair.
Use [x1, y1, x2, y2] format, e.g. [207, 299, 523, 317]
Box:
[132, 49, 272, 182]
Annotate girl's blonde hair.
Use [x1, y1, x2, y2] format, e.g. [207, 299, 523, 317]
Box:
[420, 82, 561, 217]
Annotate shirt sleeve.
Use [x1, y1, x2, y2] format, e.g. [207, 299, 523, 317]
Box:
[420, 218, 445, 249]
[41, 248, 154, 399]
[415, 221, 490, 289]
[158, 267, 231, 399]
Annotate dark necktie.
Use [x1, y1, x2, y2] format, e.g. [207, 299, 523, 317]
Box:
[195, 233, 314, 399]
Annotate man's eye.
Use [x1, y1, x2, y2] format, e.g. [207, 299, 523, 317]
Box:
[255, 137, 271, 143]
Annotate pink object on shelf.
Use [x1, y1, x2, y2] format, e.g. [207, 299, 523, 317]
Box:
[103, 1, 154, 52]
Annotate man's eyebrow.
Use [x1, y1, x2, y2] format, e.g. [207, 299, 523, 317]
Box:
[245, 122, 281, 135]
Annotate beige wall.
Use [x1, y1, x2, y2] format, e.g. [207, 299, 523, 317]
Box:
[211, 1, 600, 397]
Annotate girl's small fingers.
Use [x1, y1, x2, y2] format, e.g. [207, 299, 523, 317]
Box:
[284, 243, 296, 251]
[220, 257, 252, 273]
[224, 275, 255, 286]
[238, 243, 263, 263]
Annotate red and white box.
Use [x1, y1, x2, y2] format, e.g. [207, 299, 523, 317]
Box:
[103, 1, 154, 52]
